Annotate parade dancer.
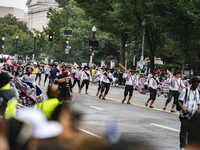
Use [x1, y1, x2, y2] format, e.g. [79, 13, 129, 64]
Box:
[15, 66, 24, 78]
[35, 64, 42, 85]
[99, 68, 114, 100]
[20, 66, 36, 105]
[2, 64, 9, 72]
[49, 64, 59, 85]
[80, 66, 91, 94]
[122, 70, 138, 104]
[72, 66, 82, 90]
[163, 71, 185, 112]
[44, 64, 50, 86]
[96, 66, 106, 96]
[22, 66, 35, 84]
[55, 69, 73, 102]
[145, 72, 160, 108]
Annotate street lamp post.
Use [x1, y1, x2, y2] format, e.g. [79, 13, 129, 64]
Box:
[66, 0, 69, 29]
[89, 26, 96, 67]
[2, 37, 5, 62]
[16, 35, 19, 61]
[33, 34, 36, 60]
[141, 20, 147, 61]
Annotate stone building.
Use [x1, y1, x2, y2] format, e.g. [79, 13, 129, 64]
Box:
[0, 6, 28, 23]
[26, 0, 59, 31]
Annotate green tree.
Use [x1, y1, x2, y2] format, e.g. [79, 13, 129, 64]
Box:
[45, 0, 120, 63]
[0, 14, 28, 32]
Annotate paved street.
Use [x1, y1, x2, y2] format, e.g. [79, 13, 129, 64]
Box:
[37, 75, 180, 150]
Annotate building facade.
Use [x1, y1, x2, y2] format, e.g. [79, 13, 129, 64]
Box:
[26, 0, 59, 31]
[0, 6, 28, 23]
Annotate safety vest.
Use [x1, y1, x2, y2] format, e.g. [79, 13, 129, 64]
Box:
[32, 66, 36, 74]
[0, 83, 18, 119]
[92, 69, 96, 76]
[35, 98, 59, 120]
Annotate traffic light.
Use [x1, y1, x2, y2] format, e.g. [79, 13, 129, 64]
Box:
[49, 33, 53, 41]
[66, 38, 69, 45]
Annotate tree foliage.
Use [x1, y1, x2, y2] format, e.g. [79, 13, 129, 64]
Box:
[44, 0, 120, 62]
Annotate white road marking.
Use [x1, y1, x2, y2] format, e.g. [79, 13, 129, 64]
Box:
[79, 128, 101, 138]
[150, 123, 179, 132]
[89, 106, 104, 111]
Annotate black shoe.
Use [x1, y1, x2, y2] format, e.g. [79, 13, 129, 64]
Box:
[102, 97, 106, 100]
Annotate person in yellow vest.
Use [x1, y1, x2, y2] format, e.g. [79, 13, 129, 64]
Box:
[0, 72, 18, 119]
[92, 67, 96, 83]
[32, 62, 37, 75]
[35, 84, 59, 120]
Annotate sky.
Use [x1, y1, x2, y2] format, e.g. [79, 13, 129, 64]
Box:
[0, 0, 28, 12]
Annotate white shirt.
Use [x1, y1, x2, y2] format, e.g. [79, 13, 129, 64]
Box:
[45, 66, 50, 74]
[73, 69, 82, 79]
[123, 73, 127, 79]
[169, 77, 184, 91]
[123, 73, 138, 86]
[147, 74, 152, 82]
[100, 72, 113, 83]
[36, 67, 42, 73]
[149, 76, 159, 89]
[179, 87, 200, 119]
[96, 70, 105, 78]
[82, 70, 91, 80]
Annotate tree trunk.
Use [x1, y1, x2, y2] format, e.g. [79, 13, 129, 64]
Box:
[120, 30, 128, 67]
[145, 28, 156, 73]
[181, 51, 186, 75]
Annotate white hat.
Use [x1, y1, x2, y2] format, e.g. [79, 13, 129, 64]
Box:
[16, 109, 63, 139]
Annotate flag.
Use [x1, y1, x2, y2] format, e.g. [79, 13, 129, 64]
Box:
[5, 55, 11, 63]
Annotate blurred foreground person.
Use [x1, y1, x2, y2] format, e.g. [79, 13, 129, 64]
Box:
[178, 77, 200, 150]
[187, 112, 200, 150]
[0, 72, 18, 119]
[52, 103, 108, 150]
[35, 84, 60, 120]
[7, 118, 32, 150]
[15, 109, 63, 150]
[0, 119, 9, 150]
[98, 137, 153, 150]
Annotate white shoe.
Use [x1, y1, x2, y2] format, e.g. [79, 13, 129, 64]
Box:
[180, 148, 185, 150]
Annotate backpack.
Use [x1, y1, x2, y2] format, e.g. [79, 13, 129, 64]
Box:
[176, 88, 188, 111]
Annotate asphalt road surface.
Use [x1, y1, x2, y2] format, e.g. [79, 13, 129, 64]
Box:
[37, 75, 180, 150]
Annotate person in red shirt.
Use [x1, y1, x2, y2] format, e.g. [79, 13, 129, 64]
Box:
[11, 61, 17, 69]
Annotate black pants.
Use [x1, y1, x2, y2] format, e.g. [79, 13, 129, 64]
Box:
[73, 78, 80, 88]
[35, 73, 41, 82]
[149, 88, 157, 100]
[81, 80, 89, 89]
[167, 90, 179, 104]
[98, 81, 102, 90]
[124, 85, 134, 97]
[44, 74, 49, 83]
[180, 117, 189, 149]
[101, 82, 110, 95]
